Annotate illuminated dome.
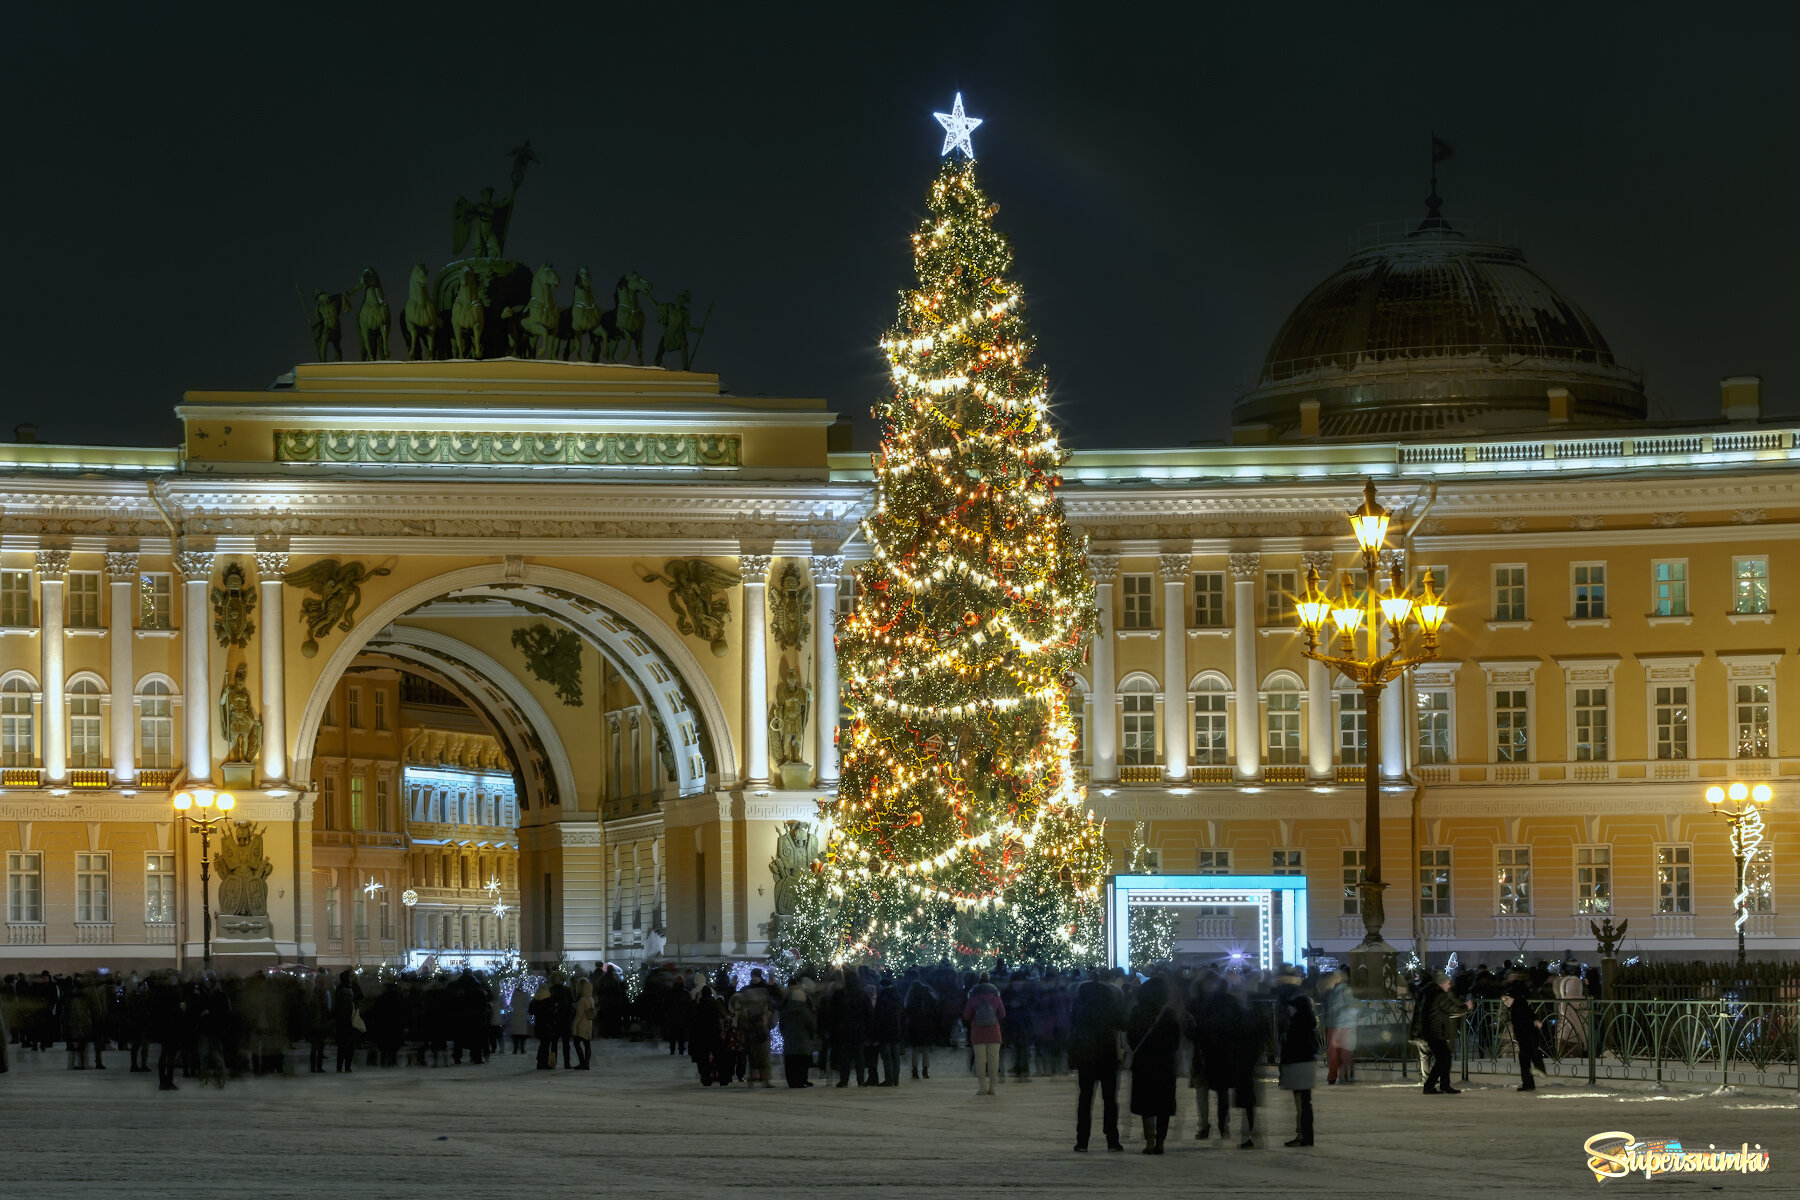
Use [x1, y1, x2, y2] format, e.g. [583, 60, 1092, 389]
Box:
[1233, 211, 1646, 441]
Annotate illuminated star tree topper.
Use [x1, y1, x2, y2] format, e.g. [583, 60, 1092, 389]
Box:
[934, 92, 983, 158]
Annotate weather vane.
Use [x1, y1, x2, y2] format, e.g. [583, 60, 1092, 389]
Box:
[934, 92, 982, 158]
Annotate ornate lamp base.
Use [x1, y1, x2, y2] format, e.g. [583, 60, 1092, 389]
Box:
[1349, 879, 1398, 998]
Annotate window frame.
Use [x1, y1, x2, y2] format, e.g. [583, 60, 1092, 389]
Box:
[1264, 678, 1302, 765]
[1120, 574, 1155, 630]
[1655, 844, 1692, 915]
[66, 571, 102, 629]
[1492, 687, 1531, 763]
[1570, 683, 1611, 763]
[76, 851, 110, 923]
[1341, 848, 1366, 917]
[1576, 846, 1612, 915]
[1190, 676, 1228, 765]
[1119, 676, 1158, 766]
[0, 570, 32, 628]
[138, 679, 175, 769]
[1, 677, 34, 768]
[1495, 846, 1531, 916]
[7, 850, 43, 923]
[67, 678, 103, 769]
[1492, 564, 1527, 623]
[1419, 847, 1452, 917]
[1335, 688, 1368, 765]
[1192, 572, 1226, 628]
[1264, 570, 1298, 625]
[1415, 687, 1453, 764]
[1271, 849, 1303, 877]
[1733, 556, 1771, 615]
[1732, 680, 1773, 759]
[1571, 561, 1607, 621]
[145, 852, 176, 925]
[1651, 559, 1689, 618]
[137, 573, 173, 631]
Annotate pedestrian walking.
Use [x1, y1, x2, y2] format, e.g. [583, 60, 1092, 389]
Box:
[1319, 970, 1357, 1084]
[1126, 976, 1180, 1155]
[1422, 971, 1471, 1095]
[572, 978, 595, 1070]
[1277, 981, 1318, 1147]
[962, 972, 1005, 1097]
[1069, 968, 1126, 1152]
[1502, 968, 1545, 1090]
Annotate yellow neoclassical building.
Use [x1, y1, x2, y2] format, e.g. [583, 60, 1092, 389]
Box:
[0, 217, 1794, 972]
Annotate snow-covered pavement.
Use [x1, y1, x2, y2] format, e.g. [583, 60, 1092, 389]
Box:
[2, 1043, 1794, 1196]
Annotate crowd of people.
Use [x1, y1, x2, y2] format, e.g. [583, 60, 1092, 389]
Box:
[2, 953, 1562, 1153]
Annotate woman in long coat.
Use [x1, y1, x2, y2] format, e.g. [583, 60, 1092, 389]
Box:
[1127, 976, 1181, 1155]
[777, 984, 818, 1089]
[688, 984, 729, 1086]
[1278, 989, 1319, 1147]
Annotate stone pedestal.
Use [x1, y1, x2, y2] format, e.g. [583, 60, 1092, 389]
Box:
[221, 762, 257, 789]
[779, 762, 813, 790]
[1349, 878, 1398, 997]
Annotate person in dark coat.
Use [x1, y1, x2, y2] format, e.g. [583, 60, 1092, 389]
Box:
[1222, 977, 1261, 1147]
[549, 976, 576, 1068]
[777, 984, 818, 1089]
[1126, 975, 1181, 1155]
[148, 971, 187, 1092]
[1501, 968, 1545, 1090]
[529, 986, 555, 1069]
[830, 979, 872, 1088]
[871, 980, 904, 1086]
[688, 984, 728, 1086]
[663, 972, 692, 1057]
[1069, 968, 1127, 1152]
[902, 970, 939, 1079]
[331, 970, 361, 1074]
[1277, 981, 1318, 1147]
[1423, 971, 1471, 1094]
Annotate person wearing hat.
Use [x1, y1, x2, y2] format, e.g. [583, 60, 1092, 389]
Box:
[1422, 971, 1471, 1095]
[1501, 968, 1545, 1091]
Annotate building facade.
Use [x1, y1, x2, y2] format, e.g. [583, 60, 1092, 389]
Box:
[1, 218, 1794, 971]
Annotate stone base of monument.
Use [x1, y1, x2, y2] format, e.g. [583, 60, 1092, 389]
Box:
[1347, 938, 1399, 999]
[779, 762, 813, 790]
[204, 918, 279, 969]
[221, 763, 256, 789]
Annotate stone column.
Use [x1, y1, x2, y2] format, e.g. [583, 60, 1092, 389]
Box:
[1088, 555, 1119, 782]
[106, 552, 139, 783]
[809, 555, 844, 788]
[1378, 548, 1407, 780]
[1159, 553, 1190, 781]
[255, 548, 290, 782]
[37, 548, 70, 783]
[739, 554, 774, 786]
[1229, 553, 1261, 780]
[175, 547, 215, 785]
[1301, 550, 1335, 781]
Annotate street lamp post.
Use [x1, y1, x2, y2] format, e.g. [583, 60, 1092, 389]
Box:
[172, 789, 236, 971]
[1706, 781, 1771, 969]
[1295, 479, 1448, 996]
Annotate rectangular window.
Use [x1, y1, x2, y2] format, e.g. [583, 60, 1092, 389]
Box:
[353, 888, 367, 940]
[346, 688, 362, 729]
[1496, 847, 1531, 916]
[1573, 687, 1608, 761]
[7, 851, 42, 923]
[1735, 683, 1771, 758]
[1192, 687, 1228, 764]
[76, 852, 110, 923]
[1493, 566, 1526, 622]
[1654, 686, 1690, 759]
[1120, 687, 1157, 765]
[1419, 848, 1452, 916]
[1652, 561, 1688, 617]
[1572, 563, 1607, 620]
[321, 696, 336, 727]
[1734, 557, 1770, 615]
[1266, 688, 1301, 765]
[1120, 574, 1154, 630]
[349, 776, 366, 830]
[139, 685, 174, 769]
[1265, 571, 1298, 624]
[66, 572, 101, 628]
[68, 684, 101, 768]
[1192, 573, 1225, 627]
[319, 775, 337, 831]
[375, 776, 392, 832]
[1576, 847, 1611, 915]
[1416, 690, 1451, 764]
[1656, 845, 1692, 914]
[0, 570, 31, 627]
[1337, 691, 1368, 764]
[1342, 848, 1366, 917]
[138, 573, 172, 630]
[145, 853, 175, 924]
[379, 888, 393, 939]
[1272, 849, 1303, 876]
[374, 691, 388, 731]
[1197, 849, 1230, 873]
[1494, 690, 1529, 762]
[325, 884, 341, 940]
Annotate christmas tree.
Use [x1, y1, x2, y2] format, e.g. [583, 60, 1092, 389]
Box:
[1127, 823, 1178, 967]
[801, 100, 1107, 968]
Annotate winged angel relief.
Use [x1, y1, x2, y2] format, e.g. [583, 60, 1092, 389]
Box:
[282, 559, 393, 657]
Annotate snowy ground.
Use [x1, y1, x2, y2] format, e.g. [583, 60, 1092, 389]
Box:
[2, 1043, 1795, 1197]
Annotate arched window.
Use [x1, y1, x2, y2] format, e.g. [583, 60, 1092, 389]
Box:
[139, 680, 175, 770]
[1, 678, 33, 767]
[68, 679, 102, 768]
[1266, 678, 1302, 765]
[1120, 676, 1158, 766]
[1192, 676, 1229, 764]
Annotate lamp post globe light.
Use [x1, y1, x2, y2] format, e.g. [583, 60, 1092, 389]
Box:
[171, 788, 235, 971]
[1295, 479, 1447, 996]
[1706, 781, 1772, 968]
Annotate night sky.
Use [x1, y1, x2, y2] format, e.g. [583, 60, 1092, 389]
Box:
[7, 3, 1798, 451]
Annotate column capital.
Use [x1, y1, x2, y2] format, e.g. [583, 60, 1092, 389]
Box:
[1088, 553, 1119, 583]
[808, 554, 846, 586]
[104, 550, 140, 578]
[35, 547, 71, 581]
[739, 553, 774, 583]
[254, 549, 291, 577]
[1299, 549, 1335, 576]
[174, 547, 215, 581]
[1158, 553, 1191, 581]
[1228, 552, 1262, 582]
[1376, 547, 1406, 574]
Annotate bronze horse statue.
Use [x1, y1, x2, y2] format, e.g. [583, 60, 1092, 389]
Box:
[403, 263, 442, 360]
[356, 267, 391, 360]
[600, 271, 653, 364]
[516, 262, 569, 359]
[450, 267, 487, 359]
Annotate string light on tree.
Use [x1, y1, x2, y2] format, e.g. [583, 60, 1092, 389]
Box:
[773, 96, 1106, 969]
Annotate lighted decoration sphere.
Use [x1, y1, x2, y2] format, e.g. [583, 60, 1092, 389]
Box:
[401, 889, 419, 908]
[1753, 784, 1773, 804]
[173, 792, 193, 811]
[217, 792, 235, 812]
[1729, 782, 1749, 802]
[1707, 786, 1726, 805]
